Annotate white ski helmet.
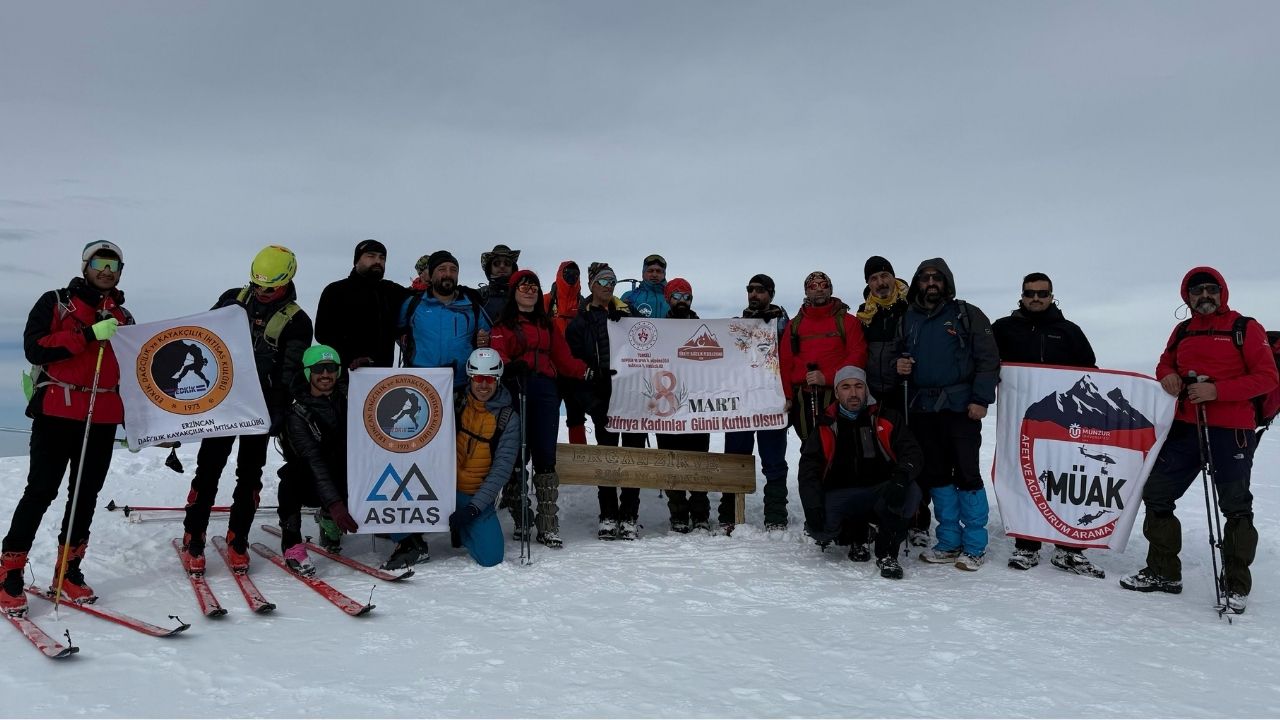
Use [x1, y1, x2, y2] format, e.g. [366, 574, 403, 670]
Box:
[466, 347, 504, 378]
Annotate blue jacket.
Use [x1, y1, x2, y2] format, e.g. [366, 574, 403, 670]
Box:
[896, 259, 1000, 413]
[622, 280, 669, 319]
[400, 289, 492, 388]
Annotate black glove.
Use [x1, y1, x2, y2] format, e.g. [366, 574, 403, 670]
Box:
[607, 307, 624, 322]
[449, 504, 482, 531]
[883, 470, 911, 511]
[506, 360, 531, 377]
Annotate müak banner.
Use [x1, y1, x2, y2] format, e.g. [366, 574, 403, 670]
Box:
[993, 363, 1176, 551]
[606, 317, 787, 434]
[113, 306, 270, 450]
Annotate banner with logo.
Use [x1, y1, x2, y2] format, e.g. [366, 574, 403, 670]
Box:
[606, 317, 787, 434]
[347, 368, 455, 534]
[993, 363, 1176, 551]
[114, 306, 270, 450]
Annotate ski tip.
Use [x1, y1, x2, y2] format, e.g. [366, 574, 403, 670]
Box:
[168, 622, 193, 635]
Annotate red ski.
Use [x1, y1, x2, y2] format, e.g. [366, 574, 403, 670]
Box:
[212, 536, 276, 614]
[25, 587, 190, 637]
[250, 543, 374, 617]
[172, 538, 228, 618]
[5, 612, 79, 659]
[260, 525, 414, 582]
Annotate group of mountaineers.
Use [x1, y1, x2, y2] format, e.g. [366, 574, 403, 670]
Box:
[2, 238, 1278, 621]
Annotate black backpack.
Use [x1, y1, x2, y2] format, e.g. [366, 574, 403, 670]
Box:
[1166, 316, 1279, 430]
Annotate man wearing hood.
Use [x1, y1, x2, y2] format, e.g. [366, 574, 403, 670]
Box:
[545, 260, 589, 445]
[621, 254, 670, 319]
[992, 272, 1104, 578]
[1120, 267, 1277, 614]
[894, 258, 999, 571]
[315, 239, 410, 370]
[478, 244, 520, 321]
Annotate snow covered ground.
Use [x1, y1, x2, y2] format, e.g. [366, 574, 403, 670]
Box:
[3, 416, 1278, 718]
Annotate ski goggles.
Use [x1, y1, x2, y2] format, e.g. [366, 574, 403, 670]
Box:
[669, 292, 692, 303]
[471, 374, 499, 386]
[593, 277, 617, 288]
[88, 257, 122, 273]
[1188, 283, 1221, 296]
[1021, 289, 1052, 299]
[310, 362, 340, 375]
[805, 280, 831, 291]
[516, 282, 541, 294]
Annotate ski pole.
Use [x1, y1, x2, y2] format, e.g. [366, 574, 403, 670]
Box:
[900, 352, 912, 425]
[518, 373, 532, 565]
[1188, 372, 1226, 609]
[105, 500, 282, 517]
[53, 345, 105, 613]
[806, 363, 821, 435]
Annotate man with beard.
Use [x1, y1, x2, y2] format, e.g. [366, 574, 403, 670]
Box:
[316, 239, 410, 370]
[723, 274, 791, 533]
[1120, 267, 1277, 614]
[895, 258, 999, 571]
[478, 244, 520, 321]
[992, 272, 1104, 578]
[400, 250, 491, 389]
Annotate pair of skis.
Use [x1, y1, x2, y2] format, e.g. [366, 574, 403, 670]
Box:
[7, 586, 190, 659]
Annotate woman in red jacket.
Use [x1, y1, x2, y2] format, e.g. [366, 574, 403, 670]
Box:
[490, 270, 591, 548]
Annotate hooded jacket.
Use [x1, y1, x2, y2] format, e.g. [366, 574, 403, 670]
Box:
[544, 260, 585, 337]
[399, 286, 492, 388]
[1156, 266, 1278, 429]
[779, 298, 868, 391]
[896, 258, 1000, 412]
[621, 275, 669, 319]
[489, 313, 587, 381]
[991, 304, 1097, 369]
[315, 269, 410, 368]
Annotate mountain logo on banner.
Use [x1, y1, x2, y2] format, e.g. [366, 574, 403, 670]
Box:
[677, 324, 724, 361]
[136, 325, 234, 415]
[363, 374, 444, 453]
[1018, 374, 1158, 543]
[367, 463, 439, 502]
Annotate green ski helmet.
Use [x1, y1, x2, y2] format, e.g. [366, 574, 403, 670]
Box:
[303, 344, 341, 381]
[250, 245, 297, 288]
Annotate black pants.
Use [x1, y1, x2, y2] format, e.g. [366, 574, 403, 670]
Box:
[656, 432, 722, 523]
[275, 462, 341, 549]
[823, 482, 923, 559]
[592, 411, 646, 521]
[2, 416, 117, 553]
[557, 376, 587, 427]
[183, 433, 270, 551]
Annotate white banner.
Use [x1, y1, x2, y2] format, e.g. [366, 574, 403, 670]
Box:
[993, 363, 1176, 551]
[114, 306, 270, 450]
[347, 368, 455, 534]
[606, 317, 787, 434]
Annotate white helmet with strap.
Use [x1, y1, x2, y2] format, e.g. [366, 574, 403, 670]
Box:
[466, 348, 504, 378]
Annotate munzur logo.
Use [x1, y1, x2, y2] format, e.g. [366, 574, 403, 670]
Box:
[363, 375, 444, 453]
[136, 326, 233, 415]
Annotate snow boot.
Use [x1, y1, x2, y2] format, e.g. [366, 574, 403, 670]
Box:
[283, 544, 316, 577]
[597, 518, 618, 541]
[536, 530, 563, 549]
[567, 424, 588, 445]
[180, 532, 207, 574]
[670, 518, 692, 534]
[720, 522, 735, 537]
[876, 555, 904, 580]
[1219, 591, 1248, 615]
[382, 534, 430, 570]
[618, 518, 639, 541]
[919, 547, 961, 564]
[1, 551, 28, 616]
[224, 531, 250, 572]
[847, 543, 871, 563]
[1051, 548, 1104, 578]
[955, 553, 985, 571]
[692, 518, 712, 533]
[1119, 568, 1182, 594]
[51, 543, 96, 603]
[1008, 548, 1040, 571]
[533, 472, 561, 547]
[908, 528, 930, 548]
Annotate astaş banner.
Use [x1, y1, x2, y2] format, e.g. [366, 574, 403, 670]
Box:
[113, 306, 270, 450]
[347, 368, 455, 534]
[993, 363, 1176, 551]
[606, 317, 787, 434]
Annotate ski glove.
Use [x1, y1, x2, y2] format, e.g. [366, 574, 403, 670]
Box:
[328, 501, 359, 533]
[89, 317, 119, 341]
[883, 470, 911, 512]
[449, 504, 482, 531]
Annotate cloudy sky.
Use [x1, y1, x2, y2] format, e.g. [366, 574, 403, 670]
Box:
[2, 0, 1278, 431]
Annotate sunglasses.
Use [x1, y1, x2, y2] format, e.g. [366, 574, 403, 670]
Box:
[311, 362, 340, 375]
[88, 257, 121, 273]
[516, 282, 541, 293]
[919, 272, 944, 283]
[594, 278, 617, 288]
[1021, 289, 1052, 299]
[1188, 283, 1221, 296]
[670, 292, 692, 302]
[805, 280, 831, 291]
[471, 374, 499, 386]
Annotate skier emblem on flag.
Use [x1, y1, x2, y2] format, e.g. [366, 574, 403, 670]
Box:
[362, 374, 444, 453]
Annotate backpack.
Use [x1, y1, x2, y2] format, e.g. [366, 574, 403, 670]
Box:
[894, 299, 974, 352]
[455, 396, 514, 456]
[400, 287, 487, 366]
[235, 286, 302, 350]
[23, 287, 134, 403]
[1166, 316, 1280, 431]
[790, 303, 853, 355]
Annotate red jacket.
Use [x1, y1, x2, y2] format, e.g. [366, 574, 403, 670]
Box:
[543, 260, 583, 338]
[25, 279, 131, 424]
[779, 299, 868, 390]
[1156, 266, 1278, 430]
[489, 314, 587, 381]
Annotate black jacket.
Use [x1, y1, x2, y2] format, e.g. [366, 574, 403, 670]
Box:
[213, 283, 313, 424]
[315, 270, 410, 368]
[565, 298, 632, 414]
[281, 383, 348, 509]
[859, 298, 908, 397]
[991, 305, 1097, 368]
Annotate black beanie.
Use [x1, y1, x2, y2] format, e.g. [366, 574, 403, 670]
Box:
[427, 250, 460, 276]
[354, 239, 387, 265]
[748, 273, 776, 298]
[864, 255, 894, 282]
[1186, 271, 1216, 290]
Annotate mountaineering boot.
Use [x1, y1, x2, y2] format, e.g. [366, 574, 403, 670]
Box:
[670, 519, 692, 534]
[533, 472, 561, 548]
[536, 530, 563, 549]
[1119, 568, 1183, 594]
[876, 555, 904, 580]
[382, 535, 430, 570]
[692, 518, 712, 533]
[1051, 548, 1105, 578]
[1008, 548, 1039, 571]
[180, 532, 207, 574]
[618, 519, 639, 541]
[955, 553, 985, 571]
[1220, 590, 1248, 615]
[597, 518, 618, 541]
[847, 544, 871, 563]
[1221, 514, 1258, 598]
[908, 528, 930, 548]
[1, 551, 29, 616]
[224, 531, 250, 572]
[919, 547, 961, 564]
[283, 544, 316, 577]
[51, 543, 96, 603]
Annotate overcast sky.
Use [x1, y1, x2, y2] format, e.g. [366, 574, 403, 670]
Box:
[2, 0, 1279, 431]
